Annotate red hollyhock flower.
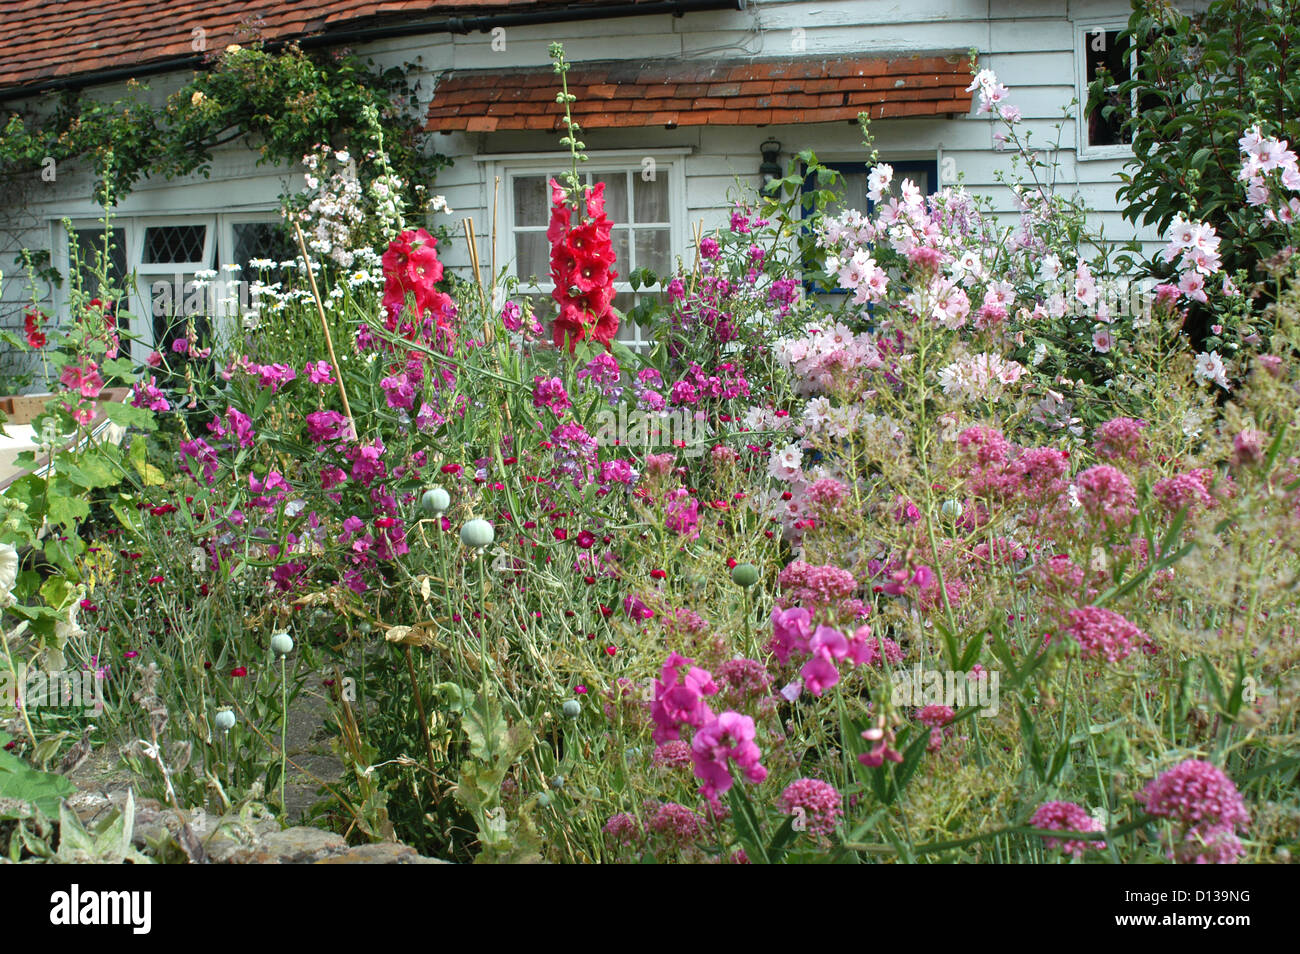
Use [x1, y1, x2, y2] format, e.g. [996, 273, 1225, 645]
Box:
[548, 180, 619, 352]
[381, 228, 455, 344]
[23, 309, 46, 349]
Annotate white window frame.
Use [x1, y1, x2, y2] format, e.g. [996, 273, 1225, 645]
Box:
[54, 212, 283, 361]
[484, 151, 688, 351]
[220, 212, 288, 274]
[1075, 18, 1138, 162]
[132, 215, 215, 275]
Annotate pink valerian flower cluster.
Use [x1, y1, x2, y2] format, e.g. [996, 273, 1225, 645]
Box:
[602, 812, 641, 848]
[1062, 606, 1150, 664]
[716, 657, 772, 705]
[1239, 125, 1300, 223]
[652, 739, 692, 770]
[650, 652, 766, 800]
[778, 778, 843, 838]
[1138, 760, 1251, 864]
[1093, 416, 1148, 464]
[949, 426, 1076, 519]
[1152, 469, 1218, 516]
[777, 560, 857, 608]
[1072, 464, 1137, 530]
[644, 801, 706, 848]
[1030, 801, 1106, 859]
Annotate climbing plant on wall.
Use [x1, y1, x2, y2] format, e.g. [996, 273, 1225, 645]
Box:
[0, 41, 446, 215]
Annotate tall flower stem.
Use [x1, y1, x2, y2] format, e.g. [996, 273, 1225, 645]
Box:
[279, 652, 289, 816]
[291, 217, 357, 437]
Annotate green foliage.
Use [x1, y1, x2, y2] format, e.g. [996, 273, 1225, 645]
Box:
[0, 730, 77, 819]
[1103, 0, 1300, 278]
[0, 43, 446, 210]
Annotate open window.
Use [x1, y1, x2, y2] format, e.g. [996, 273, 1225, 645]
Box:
[802, 158, 938, 294]
[1077, 22, 1138, 159]
[131, 217, 216, 355]
[57, 213, 291, 360]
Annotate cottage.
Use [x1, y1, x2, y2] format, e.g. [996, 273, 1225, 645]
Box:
[0, 0, 1159, 362]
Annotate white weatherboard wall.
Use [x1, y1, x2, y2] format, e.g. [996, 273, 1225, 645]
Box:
[0, 0, 1165, 365]
[369, 0, 1162, 282]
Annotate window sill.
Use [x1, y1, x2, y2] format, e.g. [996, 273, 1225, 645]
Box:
[1076, 145, 1134, 162]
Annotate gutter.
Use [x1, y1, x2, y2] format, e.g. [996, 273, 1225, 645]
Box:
[0, 1, 746, 102]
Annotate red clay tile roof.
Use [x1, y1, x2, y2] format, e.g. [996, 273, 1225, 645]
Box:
[0, 1, 682, 94]
[425, 54, 974, 131]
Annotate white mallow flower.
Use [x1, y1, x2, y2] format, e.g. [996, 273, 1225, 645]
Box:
[768, 442, 804, 482]
[1038, 252, 1062, 285]
[1194, 350, 1230, 390]
[0, 543, 17, 606]
[866, 163, 893, 202]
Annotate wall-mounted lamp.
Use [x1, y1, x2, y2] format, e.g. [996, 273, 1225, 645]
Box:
[759, 139, 783, 197]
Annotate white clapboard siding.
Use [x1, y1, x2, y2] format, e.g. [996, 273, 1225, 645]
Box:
[1, 0, 1175, 330]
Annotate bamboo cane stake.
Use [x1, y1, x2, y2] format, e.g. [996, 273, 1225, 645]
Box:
[291, 216, 357, 438]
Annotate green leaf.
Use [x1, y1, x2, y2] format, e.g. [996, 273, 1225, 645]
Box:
[726, 783, 769, 864]
[102, 400, 157, 431]
[129, 435, 165, 486]
[462, 693, 508, 761]
[0, 747, 77, 818]
[60, 453, 120, 489]
[47, 493, 90, 528]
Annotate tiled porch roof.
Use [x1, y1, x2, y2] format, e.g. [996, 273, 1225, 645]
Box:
[425, 53, 974, 131]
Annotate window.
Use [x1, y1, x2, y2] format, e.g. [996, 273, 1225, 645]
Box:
[802, 158, 938, 294]
[57, 213, 289, 361]
[225, 218, 295, 278]
[1078, 23, 1136, 158]
[66, 224, 129, 311]
[502, 160, 681, 350]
